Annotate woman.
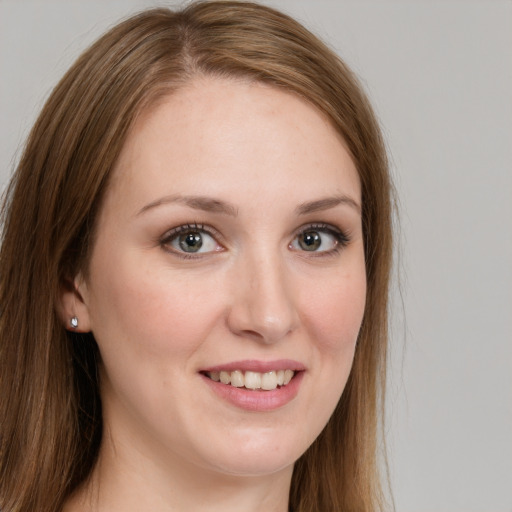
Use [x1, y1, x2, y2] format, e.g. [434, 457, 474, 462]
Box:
[0, 2, 393, 511]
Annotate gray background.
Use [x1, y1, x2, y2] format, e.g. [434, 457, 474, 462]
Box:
[1, 1, 511, 511]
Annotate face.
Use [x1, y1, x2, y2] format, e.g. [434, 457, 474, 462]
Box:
[72, 77, 366, 479]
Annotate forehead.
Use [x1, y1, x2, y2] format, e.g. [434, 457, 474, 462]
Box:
[107, 76, 360, 211]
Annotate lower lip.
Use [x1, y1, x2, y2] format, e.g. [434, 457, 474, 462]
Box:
[200, 371, 304, 412]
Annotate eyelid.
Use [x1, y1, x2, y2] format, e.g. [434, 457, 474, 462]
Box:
[290, 222, 351, 254]
[159, 223, 225, 258]
[161, 222, 221, 240]
[158, 221, 350, 259]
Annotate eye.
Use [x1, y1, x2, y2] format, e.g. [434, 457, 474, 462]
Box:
[161, 224, 223, 256]
[290, 224, 348, 254]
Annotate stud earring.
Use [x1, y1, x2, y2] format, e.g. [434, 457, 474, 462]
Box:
[70, 316, 78, 329]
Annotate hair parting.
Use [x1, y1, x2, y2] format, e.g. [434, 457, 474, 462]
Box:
[0, 3, 394, 511]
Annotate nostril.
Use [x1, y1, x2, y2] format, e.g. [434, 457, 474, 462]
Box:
[238, 329, 265, 340]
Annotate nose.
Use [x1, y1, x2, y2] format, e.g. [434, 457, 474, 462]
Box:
[226, 252, 299, 344]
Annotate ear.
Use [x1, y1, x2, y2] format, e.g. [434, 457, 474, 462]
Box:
[57, 272, 92, 333]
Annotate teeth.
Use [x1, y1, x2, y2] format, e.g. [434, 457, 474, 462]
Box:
[207, 370, 296, 390]
[261, 371, 277, 390]
[230, 370, 244, 387]
[244, 371, 261, 390]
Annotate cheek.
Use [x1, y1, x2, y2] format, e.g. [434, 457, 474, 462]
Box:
[86, 251, 224, 362]
[85, 252, 227, 433]
[301, 268, 367, 354]
[290, 264, 366, 449]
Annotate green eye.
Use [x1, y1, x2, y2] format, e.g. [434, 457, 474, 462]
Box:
[298, 230, 322, 251]
[162, 224, 222, 256]
[178, 232, 203, 252]
[291, 224, 348, 254]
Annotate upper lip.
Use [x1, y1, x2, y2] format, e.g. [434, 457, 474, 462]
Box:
[200, 359, 306, 373]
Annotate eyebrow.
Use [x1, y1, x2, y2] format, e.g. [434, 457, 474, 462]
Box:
[137, 193, 360, 218]
[136, 195, 239, 217]
[295, 195, 361, 215]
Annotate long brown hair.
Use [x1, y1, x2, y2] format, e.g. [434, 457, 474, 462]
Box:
[0, 2, 393, 510]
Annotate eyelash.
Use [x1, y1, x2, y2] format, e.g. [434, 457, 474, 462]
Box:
[159, 222, 351, 259]
[159, 223, 223, 260]
[291, 223, 351, 257]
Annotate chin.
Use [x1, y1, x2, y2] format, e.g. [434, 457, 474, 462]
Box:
[209, 453, 296, 478]
[195, 427, 310, 478]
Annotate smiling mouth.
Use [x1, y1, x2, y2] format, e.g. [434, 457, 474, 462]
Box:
[203, 370, 296, 391]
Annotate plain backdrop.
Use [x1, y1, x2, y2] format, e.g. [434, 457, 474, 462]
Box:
[1, 1, 511, 511]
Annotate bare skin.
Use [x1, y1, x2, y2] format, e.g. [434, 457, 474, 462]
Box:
[62, 77, 365, 512]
